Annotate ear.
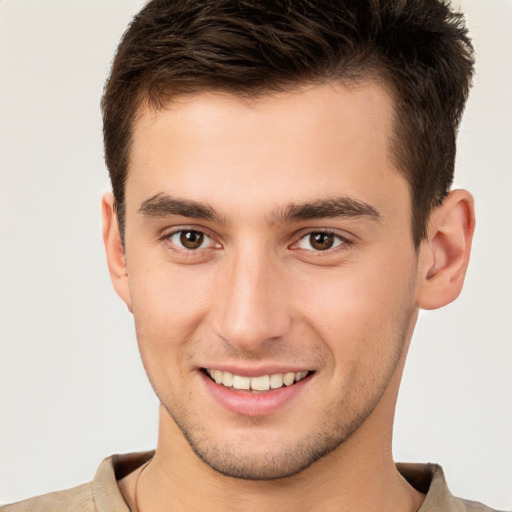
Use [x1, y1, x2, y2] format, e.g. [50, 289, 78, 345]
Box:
[102, 192, 133, 313]
[416, 189, 475, 310]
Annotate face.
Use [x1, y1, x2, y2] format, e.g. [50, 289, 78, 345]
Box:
[118, 83, 420, 479]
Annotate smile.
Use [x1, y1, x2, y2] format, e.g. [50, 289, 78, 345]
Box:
[204, 368, 310, 392]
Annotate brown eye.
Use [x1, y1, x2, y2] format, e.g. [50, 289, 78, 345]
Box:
[309, 232, 334, 250]
[297, 231, 344, 251]
[171, 230, 206, 249]
[180, 230, 204, 249]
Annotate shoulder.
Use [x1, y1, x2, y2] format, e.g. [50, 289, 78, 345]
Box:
[0, 483, 95, 512]
[397, 463, 507, 512]
[0, 451, 153, 512]
[449, 496, 508, 512]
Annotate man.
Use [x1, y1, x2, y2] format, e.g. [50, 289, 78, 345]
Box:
[1, 0, 504, 510]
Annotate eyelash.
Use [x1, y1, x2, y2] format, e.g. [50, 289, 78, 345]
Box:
[292, 230, 349, 253]
[161, 228, 219, 256]
[160, 228, 352, 257]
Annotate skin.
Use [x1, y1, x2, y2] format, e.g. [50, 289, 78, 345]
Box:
[104, 82, 475, 512]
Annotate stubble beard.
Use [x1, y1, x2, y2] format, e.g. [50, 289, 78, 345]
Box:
[158, 330, 410, 481]
[163, 396, 378, 480]
[142, 292, 416, 481]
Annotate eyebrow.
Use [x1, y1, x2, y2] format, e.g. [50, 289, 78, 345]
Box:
[138, 193, 223, 222]
[273, 196, 381, 224]
[138, 193, 381, 225]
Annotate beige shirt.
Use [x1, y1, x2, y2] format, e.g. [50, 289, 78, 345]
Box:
[0, 451, 502, 512]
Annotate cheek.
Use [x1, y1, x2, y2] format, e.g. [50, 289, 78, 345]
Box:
[128, 261, 214, 359]
[290, 260, 415, 359]
[130, 254, 213, 315]
[129, 271, 210, 403]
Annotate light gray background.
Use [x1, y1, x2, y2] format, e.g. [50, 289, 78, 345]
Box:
[1, 0, 511, 508]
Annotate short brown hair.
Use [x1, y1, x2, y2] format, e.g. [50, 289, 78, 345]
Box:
[102, 0, 474, 247]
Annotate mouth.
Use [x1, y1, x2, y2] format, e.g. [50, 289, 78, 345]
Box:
[202, 368, 312, 392]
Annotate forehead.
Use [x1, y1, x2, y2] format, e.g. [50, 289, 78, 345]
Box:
[126, 82, 406, 220]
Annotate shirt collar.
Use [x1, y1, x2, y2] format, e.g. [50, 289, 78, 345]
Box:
[94, 452, 455, 511]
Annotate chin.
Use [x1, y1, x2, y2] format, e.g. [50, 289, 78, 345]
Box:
[163, 400, 371, 481]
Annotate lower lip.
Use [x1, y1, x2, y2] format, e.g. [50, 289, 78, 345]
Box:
[200, 371, 312, 417]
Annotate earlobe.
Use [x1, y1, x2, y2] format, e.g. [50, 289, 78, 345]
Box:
[102, 192, 133, 313]
[416, 189, 475, 310]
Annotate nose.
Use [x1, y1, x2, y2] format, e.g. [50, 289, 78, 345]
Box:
[212, 243, 291, 351]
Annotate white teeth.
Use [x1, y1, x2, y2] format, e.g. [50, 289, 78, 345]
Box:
[232, 375, 251, 390]
[206, 369, 309, 391]
[283, 372, 295, 386]
[222, 371, 234, 387]
[270, 373, 284, 389]
[250, 375, 270, 391]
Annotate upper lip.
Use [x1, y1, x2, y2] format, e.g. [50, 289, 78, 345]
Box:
[199, 365, 313, 377]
